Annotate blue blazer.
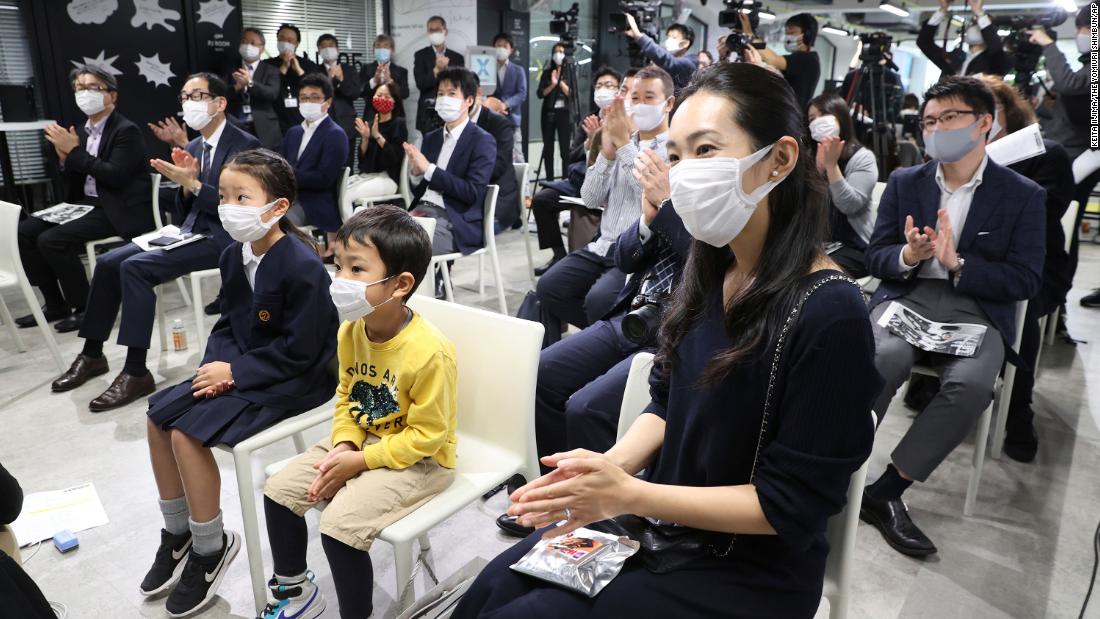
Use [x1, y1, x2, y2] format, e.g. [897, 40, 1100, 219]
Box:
[493, 61, 527, 129]
[204, 234, 338, 410]
[866, 159, 1045, 345]
[607, 200, 693, 318]
[178, 121, 261, 251]
[278, 116, 349, 233]
[412, 122, 497, 254]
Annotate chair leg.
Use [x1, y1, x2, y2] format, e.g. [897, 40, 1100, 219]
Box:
[391, 538, 416, 611]
[1044, 307, 1060, 346]
[192, 276, 206, 354]
[523, 208, 536, 287]
[440, 263, 455, 302]
[177, 278, 192, 307]
[0, 295, 25, 352]
[233, 447, 269, 615]
[19, 280, 64, 372]
[156, 287, 170, 352]
[965, 403, 993, 516]
[418, 533, 432, 552]
[490, 248, 508, 315]
[990, 365, 1017, 461]
[1034, 316, 1047, 380]
[478, 254, 485, 297]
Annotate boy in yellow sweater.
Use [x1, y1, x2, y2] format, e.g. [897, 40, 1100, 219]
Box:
[262, 205, 457, 619]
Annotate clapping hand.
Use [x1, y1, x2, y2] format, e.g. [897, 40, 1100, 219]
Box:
[402, 142, 430, 176]
[603, 97, 631, 155]
[818, 136, 845, 172]
[434, 55, 450, 73]
[44, 124, 80, 160]
[148, 116, 188, 148]
[581, 114, 601, 139]
[232, 68, 250, 91]
[933, 209, 960, 272]
[328, 62, 344, 82]
[150, 147, 200, 193]
[902, 215, 937, 266]
[632, 148, 670, 225]
[354, 116, 371, 140]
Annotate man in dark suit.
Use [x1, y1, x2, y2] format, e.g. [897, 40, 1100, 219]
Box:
[227, 27, 282, 149]
[264, 23, 322, 133]
[51, 73, 261, 412]
[316, 33, 360, 165]
[360, 34, 410, 107]
[413, 16, 465, 135]
[406, 67, 496, 261]
[860, 77, 1044, 557]
[917, 0, 1009, 77]
[469, 75, 519, 231]
[485, 33, 528, 162]
[278, 73, 349, 256]
[16, 65, 153, 332]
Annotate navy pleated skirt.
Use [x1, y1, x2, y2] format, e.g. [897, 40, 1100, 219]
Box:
[147, 381, 302, 447]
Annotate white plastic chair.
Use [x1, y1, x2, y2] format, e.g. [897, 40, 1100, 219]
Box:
[0, 201, 65, 372]
[411, 217, 438, 298]
[352, 156, 411, 216]
[512, 163, 537, 288]
[336, 166, 350, 220]
[430, 185, 508, 314]
[248, 296, 542, 613]
[1036, 200, 1082, 374]
[616, 352, 655, 440]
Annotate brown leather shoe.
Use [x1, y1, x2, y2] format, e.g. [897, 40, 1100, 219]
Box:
[51, 354, 109, 392]
[88, 371, 156, 412]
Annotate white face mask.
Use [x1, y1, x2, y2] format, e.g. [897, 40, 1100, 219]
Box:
[329, 276, 395, 323]
[182, 99, 214, 131]
[664, 37, 684, 52]
[1078, 33, 1092, 54]
[277, 41, 297, 55]
[319, 47, 339, 63]
[593, 88, 617, 110]
[428, 32, 446, 47]
[552, 52, 565, 65]
[495, 47, 511, 61]
[669, 143, 786, 248]
[75, 90, 106, 116]
[630, 97, 669, 132]
[783, 34, 803, 52]
[965, 25, 984, 47]
[218, 200, 282, 243]
[809, 115, 840, 142]
[239, 44, 261, 62]
[434, 95, 464, 123]
[300, 102, 325, 122]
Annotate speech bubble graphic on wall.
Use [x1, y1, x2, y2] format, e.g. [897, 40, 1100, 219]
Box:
[67, 0, 118, 25]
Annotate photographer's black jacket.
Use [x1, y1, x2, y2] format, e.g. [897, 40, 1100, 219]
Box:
[917, 20, 1010, 77]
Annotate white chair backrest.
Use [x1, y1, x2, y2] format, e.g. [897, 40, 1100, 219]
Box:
[617, 352, 656, 440]
[150, 172, 164, 229]
[410, 216, 437, 297]
[869, 181, 887, 224]
[513, 162, 529, 211]
[481, 184, 500, 248]
[1063, 200, 1081, 253]
[406, 295, 544, 479]
[413, 215, 436, 240]
[398, 155, 411, 208]
[0, 201, 29, 280]
[336, 166, 351, 221]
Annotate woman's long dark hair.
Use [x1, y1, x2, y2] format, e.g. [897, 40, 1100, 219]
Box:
[659, 63, 828, 385]
[223, 148, 319, 255]
[807, 92, 862, 171]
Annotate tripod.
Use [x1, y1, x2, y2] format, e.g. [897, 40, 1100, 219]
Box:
[844, 63, 896, 181]
[532, 54, 579, 188]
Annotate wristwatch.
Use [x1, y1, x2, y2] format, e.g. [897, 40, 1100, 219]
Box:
[951, 255, 965, 285]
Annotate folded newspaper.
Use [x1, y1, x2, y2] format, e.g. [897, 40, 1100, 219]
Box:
[32, 203, 93, 225]
[877, 301, 987, 357]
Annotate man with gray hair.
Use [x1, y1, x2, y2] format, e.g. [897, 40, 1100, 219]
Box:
[15, 65, 153, 333]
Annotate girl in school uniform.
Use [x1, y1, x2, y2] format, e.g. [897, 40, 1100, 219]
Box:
[139, 148, 339, 618]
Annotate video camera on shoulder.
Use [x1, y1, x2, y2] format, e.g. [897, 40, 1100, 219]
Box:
[991, 9, 1067, 95]
[609, 0, 661, 39]
[719, 0, 767, 55]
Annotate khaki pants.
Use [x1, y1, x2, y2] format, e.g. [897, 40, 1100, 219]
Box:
[264, 436, 454, 551]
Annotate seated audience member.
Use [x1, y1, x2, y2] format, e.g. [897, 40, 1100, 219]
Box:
[17, 65, 152, 332]
[413, 16, 465, 134]
[530, 66, 626, 275]
[749, 12, 821, 108]
[807, 93, 879, 279]
[345, 82, 408, 213]
[485, 33, 527, 162]
[458, 62, 880, 618]
[261, 205, 455, 619]
[360, 34, 410, 106]
[469, 73, 520, 231]
[622, 17, 700, 91]
[51, 73, 262, 411]
[140, 150, 337, 617]
[405, 68, 497, 266]
[861, 76, 1044, 557]
[317, 33, 361, 164]
[277, 73, 349, 258]
[917, 0, 1009, 77]
[227, 27, 282, 149]
[265, 23, 322, 132]
[536, 65, 674, 346]
[537, 42, 573, 181]
[697, 49, 714, 69]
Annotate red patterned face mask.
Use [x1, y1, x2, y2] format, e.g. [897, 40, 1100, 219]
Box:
[373, 97, 395, 114]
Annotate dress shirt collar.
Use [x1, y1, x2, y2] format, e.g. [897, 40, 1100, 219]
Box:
[934, 153, 988, 195]
[85, 112, 110, 136]
[203, 116, 227, 152]
[443, 117, 469, 142]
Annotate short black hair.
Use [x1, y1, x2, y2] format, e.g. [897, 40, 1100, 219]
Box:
[493, 32, 514, 48]
[336, 204, 432, 298]
[186, 72, 228, 98]
[427, 15, 447, 29]
[317, 33, 338, 48]
[698, 50, 714, 63]
[299, 73, 334, 100]
[70, 65, 117, 91]
[436, 67, 477, 101]
[920, 75, 995, 119]
[277, 23, 301, 43]
[593, 65, 622, 86]
[786, 13, 818, 47]
[623, 67, 641, 79]
[242, 27, 265, 44]
[667, 23, 695, 46]
[1077, 2, 1094, 28]
[634, 65, 674, 99]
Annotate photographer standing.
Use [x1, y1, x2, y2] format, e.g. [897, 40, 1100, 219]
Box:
[751, 13, 821, 108]
[623, 15, 699, 91]
[917, 0, 1009, 77]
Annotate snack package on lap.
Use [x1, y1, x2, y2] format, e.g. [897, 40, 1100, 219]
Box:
[509, 527, 639, 597]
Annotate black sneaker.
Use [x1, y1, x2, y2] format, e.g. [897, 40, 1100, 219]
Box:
[165, 530, 240, 617]
[139, 529, 193, 597]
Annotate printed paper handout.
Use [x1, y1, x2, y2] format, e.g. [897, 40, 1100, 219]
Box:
[877, 301, 987, 357]
[10, 482, 109, 546]
[32, 203, 94, 225]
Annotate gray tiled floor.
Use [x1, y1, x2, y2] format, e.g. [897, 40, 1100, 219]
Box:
[3, 214, 1100, 619]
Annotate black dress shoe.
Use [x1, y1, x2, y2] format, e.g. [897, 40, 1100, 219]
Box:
[859, 491, 937, 557]
[54, 312, 84, 333]
[1004, 425, 1039, 463]
[533, 257, 562, 277]
[1081, 289, 1100, 308]
[203, 297, 221, 316]
[88, 371, 156, 412]
[15, 306, 70, 328]
[52, 354, 109, 392]
[495, 514, 535, 539]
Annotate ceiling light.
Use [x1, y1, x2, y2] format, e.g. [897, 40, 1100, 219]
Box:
[758, 8, 776, 20]
[1057, 0, 1078, 12]
[822, 24, 850, 36]
[879, 1, 910, 17]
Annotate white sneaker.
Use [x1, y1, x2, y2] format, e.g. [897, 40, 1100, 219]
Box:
[261, 571, 327, 619]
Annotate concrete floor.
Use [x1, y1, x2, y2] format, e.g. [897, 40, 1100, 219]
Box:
[3, 196, 1100, 618]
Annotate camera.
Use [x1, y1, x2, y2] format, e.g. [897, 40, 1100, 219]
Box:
[550, 2, 580, 52]
[609, 0, 661, 39]
[622, 293, 667, 345]
[719, 0, 760, 31]
[858, 31, 896, 68]
[991, 9, 1067, 95]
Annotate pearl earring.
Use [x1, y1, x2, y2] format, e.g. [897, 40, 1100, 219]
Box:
[770, 170, 778, 177]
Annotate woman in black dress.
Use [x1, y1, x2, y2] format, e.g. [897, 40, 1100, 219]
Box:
[536, 43, 573, 180]
[454, 63, 882, 618]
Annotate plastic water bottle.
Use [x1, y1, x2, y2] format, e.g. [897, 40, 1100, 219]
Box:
[172, 319, 188, 352]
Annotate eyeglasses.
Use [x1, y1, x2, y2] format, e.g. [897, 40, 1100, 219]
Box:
[919, 109, 976, 131]
[179, 91, 215, 103]
[73, 85, 109, 93]
[595, 81, 619, 90]
[299, 94, 327, 103]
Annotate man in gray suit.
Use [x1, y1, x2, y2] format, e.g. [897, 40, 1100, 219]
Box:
[227, 27, 282, 149]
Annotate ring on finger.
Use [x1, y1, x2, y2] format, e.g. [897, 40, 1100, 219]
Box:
[564, 506, 573, 521]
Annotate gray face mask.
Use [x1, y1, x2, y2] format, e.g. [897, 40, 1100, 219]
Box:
[925, 120, 980, 163]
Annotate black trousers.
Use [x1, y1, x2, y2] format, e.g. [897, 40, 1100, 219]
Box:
[540, 107, 572, 180]
[17, 208, 117, 311]
[534, 248, 626, 347]
[829, 244, 868, 279]
[530, 186, 569, 254]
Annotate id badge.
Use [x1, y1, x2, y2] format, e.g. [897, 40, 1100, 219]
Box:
[284, 97, 298, 109]
[242, 104, 252, 114]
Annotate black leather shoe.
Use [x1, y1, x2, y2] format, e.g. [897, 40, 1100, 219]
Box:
[52, 354, 109, 392]
[203, 297, 221, 316]
[54, 312, 84, 333]
[1004, 425, 1039, 463]
[859, 491, 937, 557]
[15, 306, 70, 328]
[533, 257, 562, 277]
[89, 371, 156, 412]
[495, 514, 535, 539]
[1081, 289, 1100, 308]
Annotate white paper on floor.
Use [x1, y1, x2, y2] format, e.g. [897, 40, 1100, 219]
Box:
[10, 482, 109, 546]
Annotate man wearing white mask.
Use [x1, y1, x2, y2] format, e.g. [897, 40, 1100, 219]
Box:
[485, 33, 528, 163]
[16, 65, 153, 333]
[277, 74, 349, 259]
[316, 33, 360, 165]
[226, 27, 282, 149]
[917, 0, 1009, 77]
[413, 16, 465, 134]
[360, 34, 410, 106]
[50, 73, 260, 411]
[264, 23, 322, 133]
[750, 12, 821, 108]
[622, 18, 699, 91]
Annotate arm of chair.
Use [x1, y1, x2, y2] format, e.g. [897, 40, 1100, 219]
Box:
[231, 403, 334, 455]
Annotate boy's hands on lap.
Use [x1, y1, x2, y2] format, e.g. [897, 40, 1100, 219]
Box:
[309, 442, 365, 501]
